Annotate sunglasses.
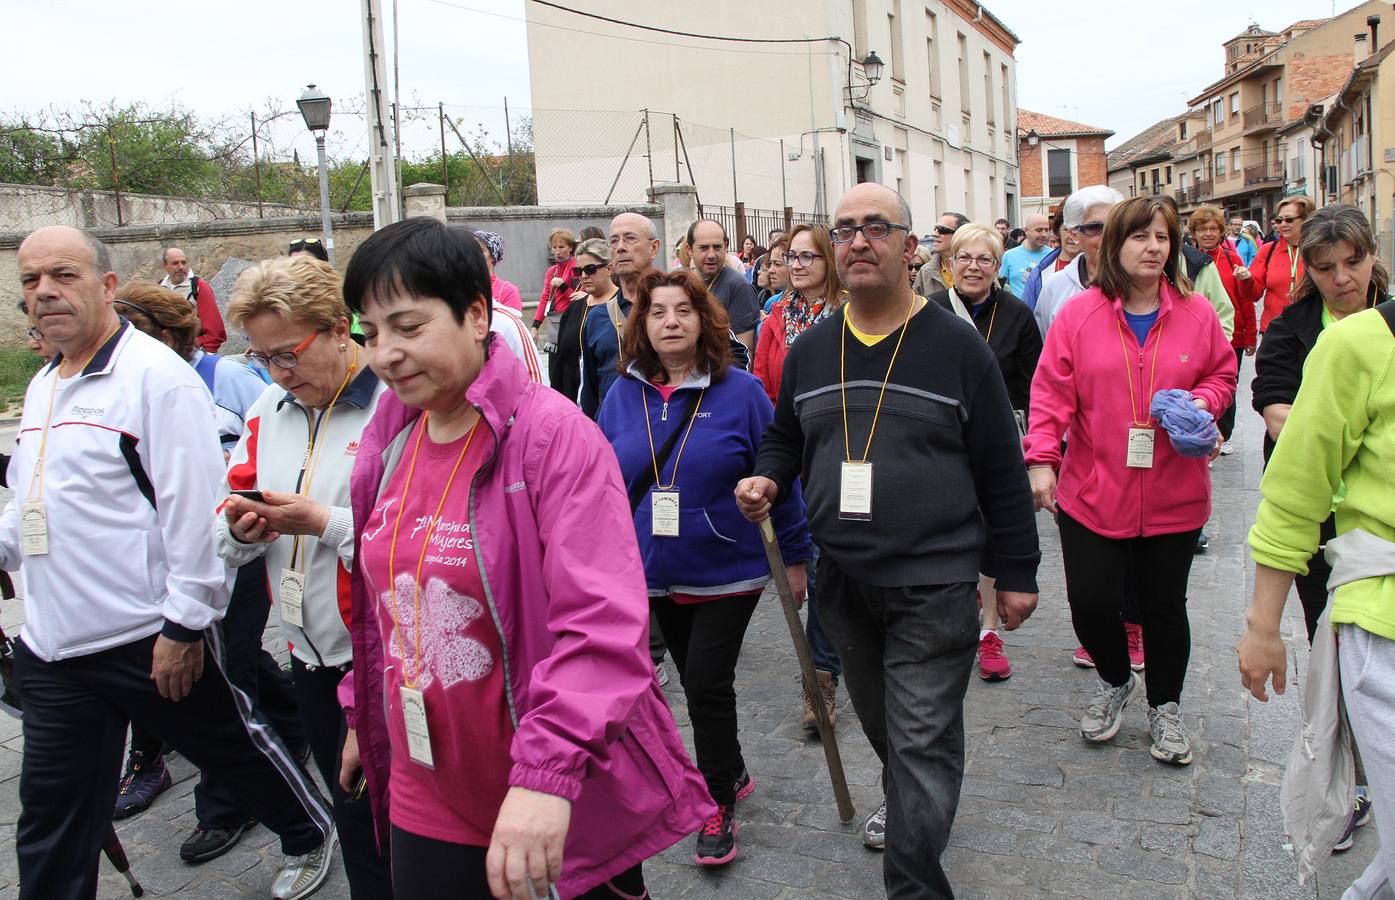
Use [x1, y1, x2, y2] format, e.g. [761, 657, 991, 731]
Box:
[907, 263, 925, 272]
[573, 263, 609, 277]
[289, 238, 323, 250]
[1071, 222, 1106, 236]
[1273, 215, 1302, 225]
[933, 225, 957, 236]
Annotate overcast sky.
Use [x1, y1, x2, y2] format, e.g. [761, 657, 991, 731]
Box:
[2, 0, 1360, 154]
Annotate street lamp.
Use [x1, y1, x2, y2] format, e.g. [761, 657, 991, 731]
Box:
[844, 50, 886, 104]
[1025, 129, 1041, 148]
[861, 51, 885, 86]
[296, 83, 335, 266]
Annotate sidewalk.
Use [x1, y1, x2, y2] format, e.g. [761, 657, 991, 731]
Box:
[0, 366, 1379, 898]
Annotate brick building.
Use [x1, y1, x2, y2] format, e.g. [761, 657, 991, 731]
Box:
[1016, 110, 1112, 219]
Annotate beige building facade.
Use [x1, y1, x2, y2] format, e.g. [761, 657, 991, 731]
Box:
[524, 1, 1022, 231]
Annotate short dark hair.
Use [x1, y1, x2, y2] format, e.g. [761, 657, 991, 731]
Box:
[621, 268, 732, 384]
[942, 212, 969, 229]
[686, 218, 728, 247]
[996, 218, 1011, 227]
[342, 217, 492, 324]
[1095, 197, 1192, 300]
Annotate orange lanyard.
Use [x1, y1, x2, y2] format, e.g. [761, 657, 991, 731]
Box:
[642, 386, 705, 490]
[28, 324, 121, 501]
[289, 352, 358, 571]
[386, 413, 481, 689]
[840, 297, 917, 463]
[1116, 313, 1165, 428]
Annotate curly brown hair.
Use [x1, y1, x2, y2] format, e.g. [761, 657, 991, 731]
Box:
[620, 268, 732, 384]
[115, 282, 201, 360]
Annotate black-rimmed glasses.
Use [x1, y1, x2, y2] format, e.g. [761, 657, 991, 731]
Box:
[830, 222, 910, 244]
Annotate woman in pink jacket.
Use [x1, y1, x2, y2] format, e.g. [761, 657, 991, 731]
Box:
[336, 218, 713, 899]
[1024, 196, 1235, 769]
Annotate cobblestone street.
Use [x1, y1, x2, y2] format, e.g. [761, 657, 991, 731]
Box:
[0, 370, 1379, 898]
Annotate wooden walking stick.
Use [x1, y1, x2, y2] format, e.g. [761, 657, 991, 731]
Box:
[758, 518, 856, 824]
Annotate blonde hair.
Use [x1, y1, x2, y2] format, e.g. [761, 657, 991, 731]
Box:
[949, 223, 1005, 266]
[1188, 204, 1226, 234]
[1277, 195, 1316, 220]
[548, 227, 578, 250]
[228, 256, 349, 332]
[115, 282, 201, 360]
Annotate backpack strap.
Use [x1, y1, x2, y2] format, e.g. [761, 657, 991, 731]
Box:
[1262, 240, 1280, 268]
[1377, 299, 1395, 336]
[605, 296, 626, 344]
[186, 275, 201, 304]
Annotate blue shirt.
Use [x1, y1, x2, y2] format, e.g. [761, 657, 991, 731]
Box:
[1123, 309, 1159, 347]
[1000, 244, 1052, 297]
[579, 293, 632, 419]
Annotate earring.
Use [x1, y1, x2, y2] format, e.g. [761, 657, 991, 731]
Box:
[339, 343, 347, 351]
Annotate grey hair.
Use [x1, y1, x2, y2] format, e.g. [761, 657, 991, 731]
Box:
[84, 231, 114, 276]
[1062, 186, 1125, 229]
[574, 237, 613, 263]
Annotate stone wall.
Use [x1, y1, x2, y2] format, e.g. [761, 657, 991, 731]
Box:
[0, 182, 308, 232]
[0, 202, 667, 348]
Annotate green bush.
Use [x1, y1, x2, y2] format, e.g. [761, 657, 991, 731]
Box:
[0, 347, 44, 410]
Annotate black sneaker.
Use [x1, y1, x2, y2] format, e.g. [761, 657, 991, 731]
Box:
[1195, 531, 1210, 554]
[734, 768, 756, 802]
[180, 819, 256, 863]
[1334, 791, 1373, 852]
[694, 803, 737, 866]
[112, 754, 171, 820]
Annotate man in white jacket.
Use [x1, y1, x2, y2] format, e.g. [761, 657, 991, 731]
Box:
[4, 226, 335, 900]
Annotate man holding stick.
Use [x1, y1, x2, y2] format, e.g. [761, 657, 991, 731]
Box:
[736, 183, 1040, 899]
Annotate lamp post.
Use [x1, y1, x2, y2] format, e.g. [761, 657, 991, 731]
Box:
[844, 50, 885, 104]
[297, 83, 335, 266]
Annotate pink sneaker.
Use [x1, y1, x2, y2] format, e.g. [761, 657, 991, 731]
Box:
[1072, 645, 1096, 668]
[1125, 623, 1146, 671]
[978, 632, 1012, 681]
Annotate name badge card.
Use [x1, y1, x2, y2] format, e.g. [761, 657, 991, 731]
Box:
[839, 461, 874, 521]
[21, 501, 49, 557]
[1126, 428, 1156, 469]
[279, 569, 306, 628]
[651, 491, 680, 537]
[400, 685, 435, 767]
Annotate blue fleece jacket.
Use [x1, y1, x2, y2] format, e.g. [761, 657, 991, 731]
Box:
[1020, 246, 1061, 312]
[599, 364, 812, 596]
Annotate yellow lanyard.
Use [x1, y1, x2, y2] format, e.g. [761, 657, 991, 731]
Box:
[386, 413, 481, 689]
[289, 352, 358, 571]
[27, 324, 121, 501]
[642, 386, 705, 490]
[840, 297, 916, 463]
[1288, 244, 1301, 296]
[1116, 313, 1165, 428]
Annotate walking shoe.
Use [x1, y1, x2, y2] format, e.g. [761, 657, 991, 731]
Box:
[734, 768, 757, 802]
[861, 799, 887, 850]
[1219, 440, 1234, 456]
[1195, 531, 1210, 554]
[272, 829, 337, 900]
[654, 660, 669, 688]
[180, 819, 256, 863]
[978, 632, 1012, 681]
[1080, 672, 1141, 743]
[1147, 702, 1193, 765]
[694, 804, 737, 865]
[800, 671, 839, 734]
[1125, 623, 1146, 672]
[1333, 788, 1373, 852]
[112, 753, 171, 820]
[1072, 645, 1096, 668]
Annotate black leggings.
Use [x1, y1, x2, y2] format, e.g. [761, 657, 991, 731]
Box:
[390, 826, 646, 898]
[1057, 509, 1201, 707]
[1295, 515, 1338, 643]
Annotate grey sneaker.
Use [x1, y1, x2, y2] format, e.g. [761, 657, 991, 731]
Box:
[272, 829, 337, 900]
[1080, 672, 1141, 742]
[862, 799, 887, 850]
[1147, 702, 1193, 765]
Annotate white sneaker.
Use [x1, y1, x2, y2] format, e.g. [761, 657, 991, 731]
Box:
[272, 828, 337, 900]
[861, 799, 887, 850]
[1218, 441, 1234, 456]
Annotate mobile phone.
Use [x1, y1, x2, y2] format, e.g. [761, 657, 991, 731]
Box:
[230, 489, 265, 504]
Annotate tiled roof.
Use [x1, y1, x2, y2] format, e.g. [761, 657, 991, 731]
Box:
[1016, 109, 1114, 140]
[1286, 19, 1327, 30]
[1106, 115, 1186, 172]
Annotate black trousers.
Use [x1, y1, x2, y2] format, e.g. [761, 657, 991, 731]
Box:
[390, 826, 646, 899]
[1217, 347, 1246, 441]
[1057, 509, 1201, 707]
[13, 629, 332, 900]
[816, 556, 977, 900]
[290, 657, 394, 899]
[650, 594, 759, 806]
[1296, 515, 1338, 643]
[196, 558, 307, 828]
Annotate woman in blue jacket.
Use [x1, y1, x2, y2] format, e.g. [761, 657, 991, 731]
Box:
[599, 267, 811, 869]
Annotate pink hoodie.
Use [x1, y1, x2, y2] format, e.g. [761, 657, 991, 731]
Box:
[341, 341, 714, 895]
[1023, 282, 1236, 538]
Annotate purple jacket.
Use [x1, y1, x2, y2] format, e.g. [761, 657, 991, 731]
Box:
[342, 341, 714, 895]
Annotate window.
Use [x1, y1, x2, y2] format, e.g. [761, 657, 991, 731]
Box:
[1231, 148, 1241, 172]
[1165, 165, 1172, 182]
[852, 0, 867, 58]
[1179, 172, 1190, 191]
[1212, 99, 1224, 126]
[888, 0, 904, 81]
[1000, 63, 1011, 136]
[957, 33, 970, 112]
[1274, 78, 1282, 108]
[1140, 173, 1148, 192]
[1216, 152, 1227, 176]
[925, 13, 939, 97]
[983, 52, 994, 125]
[1179, 121, 1188, 140]
[1230, 92, 1240, 116]
[855, 156, 875, 184]
[1048, 148, 1073, 197]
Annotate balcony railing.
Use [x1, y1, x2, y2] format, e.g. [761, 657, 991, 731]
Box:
[1242, 102, 1284, 131]
[1244, 159, 1285, 186]
[1176, 179, 1214, 206]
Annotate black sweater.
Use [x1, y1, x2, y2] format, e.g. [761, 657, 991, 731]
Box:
[928, 286, 1042, 412]
[755, 300, 1040, 592]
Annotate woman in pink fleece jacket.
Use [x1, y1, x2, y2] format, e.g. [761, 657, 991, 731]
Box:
[337, 218, 713, 900]
[1023, 197, 1235, 769]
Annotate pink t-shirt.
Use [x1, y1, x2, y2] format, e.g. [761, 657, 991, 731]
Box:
[359, 418, 514, 845]
[492, 275, 523, 311]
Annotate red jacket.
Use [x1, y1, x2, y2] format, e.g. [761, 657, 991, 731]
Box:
[533, 258, 576, 324]
[184, 277, 226, 352]
[753, 297, 790, 403]
[1244, 240, 1304, 333]
[1204, 243, 1257, 349]
[1024, 282, 1236, 538]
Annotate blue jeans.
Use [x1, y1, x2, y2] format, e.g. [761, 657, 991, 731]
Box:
[806, 544, 842, 679]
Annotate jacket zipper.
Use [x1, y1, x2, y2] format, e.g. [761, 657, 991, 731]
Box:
[466, 410, 522, 730]
[289, 401, 328, 668]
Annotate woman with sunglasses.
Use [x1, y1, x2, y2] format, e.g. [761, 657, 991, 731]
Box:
[216, 256, 394, 897]
[1034, 185, 1125, 335]
[908, 245, 932, 287]
[551, 237, 617, 402]
[928, 223, 1042, 683]
[1245, 196, 1315, 333]
[289, 238, 331, 263]
[1025, 196, 1235, 766]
